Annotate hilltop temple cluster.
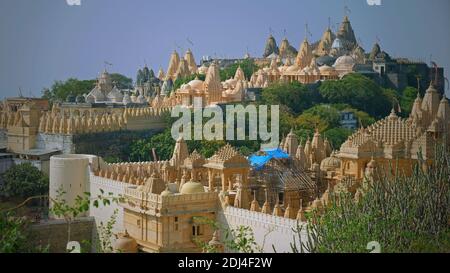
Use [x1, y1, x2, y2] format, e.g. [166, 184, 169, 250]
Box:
[0, 72, 169, 175]
[249, 15, 444, 91]
[0, 14, 448, 253]
[53, 84, 448, 252]
[130, 15, 444, 108]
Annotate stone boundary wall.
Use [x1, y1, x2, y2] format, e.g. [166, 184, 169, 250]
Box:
[35, 128, 163, 158]
[31, 217, 95, 253]
[89, 174, 128, 235]
[218, 206, 308, 253]
[35, 133, 74, 154]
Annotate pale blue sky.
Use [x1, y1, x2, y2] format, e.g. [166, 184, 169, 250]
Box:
[1, 0, 449, 99]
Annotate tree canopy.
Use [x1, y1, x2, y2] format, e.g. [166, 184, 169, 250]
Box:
[173, 74, 206, 91]
[399, 86, 418, 117]
[0, 163, 48, 199]
[42, 73, 132, 104]
[219, 59, 259, 82]
[261, 81, 320, 115]
[319, 74, 393, 118]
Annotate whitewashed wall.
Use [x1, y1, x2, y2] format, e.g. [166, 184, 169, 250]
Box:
[89, 175, 127, 235]
[218, 206, 308, 253]
[36, 133, 74, 154]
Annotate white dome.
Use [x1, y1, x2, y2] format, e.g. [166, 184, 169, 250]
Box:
[188, 79, 205, 90]
[320, 154, 341, 172]
[334, 55, 355, 68]
[285, 65, 300, 73]
[181, 83, 191, 90]
[319, 65, 335, 73]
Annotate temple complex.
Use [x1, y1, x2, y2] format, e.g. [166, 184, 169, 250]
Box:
[79, 135, 327, 252]
[250, 15, 445, 94]
[325, 82, 450, 181]
[1, 10, 447, 254]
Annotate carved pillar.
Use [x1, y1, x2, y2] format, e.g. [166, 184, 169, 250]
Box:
[221, 172, 227, 193]
[191, 168, 196, 181]
[208, 169, 214, 192]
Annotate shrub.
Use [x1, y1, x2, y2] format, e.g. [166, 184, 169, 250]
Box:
[1, 163, 48, 199]
[294, 145, 450, 253]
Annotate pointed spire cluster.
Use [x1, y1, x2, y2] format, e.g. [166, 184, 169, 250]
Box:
[295, 38, 313, 69]
[170, 136, 189, 168]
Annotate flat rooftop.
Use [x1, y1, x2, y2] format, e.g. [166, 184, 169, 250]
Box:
[18, 149, 61, 156]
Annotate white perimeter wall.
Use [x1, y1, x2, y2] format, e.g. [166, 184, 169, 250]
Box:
[89, 175, 126, 235]
[218, 206, 308, 253]
[87, 174, 309, 253]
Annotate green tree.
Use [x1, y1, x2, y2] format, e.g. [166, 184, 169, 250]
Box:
[400, 86, 418, 116]
[110, 73, 133, 89]
[352, 110, 376, 127]
[0, 212, 48, 253]
[187, 140, 226, 158]
[42, 73, 132, 103]
[323, 128, 353, 149]
[262, 81, 320, 115]
[42, 78, 96, 103]
[303, 105, 341, 128]
[220, 59, 259, 81]
[293, 145, 450, 253]
[293, 129, 314, 143]
[173, 74, 206, 91]
[319, 74, 392, 118]
[295, 113, 329, 133]
[130, 129, 176, 161]
[1, 163, 48, 199]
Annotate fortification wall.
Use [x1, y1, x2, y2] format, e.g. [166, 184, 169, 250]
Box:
[218, 206, 308, 253]
[36, 128, 163, 159]
[36, 133, 74, 154]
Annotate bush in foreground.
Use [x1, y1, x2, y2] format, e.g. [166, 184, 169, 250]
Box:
[294, 145, 450, 253]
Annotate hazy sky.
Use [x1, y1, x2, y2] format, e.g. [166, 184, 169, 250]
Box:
[1, 0, 449, 99]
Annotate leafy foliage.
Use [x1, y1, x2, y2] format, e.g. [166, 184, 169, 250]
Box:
[1, 163, 48, 199]
[261, 81, 320, 115]
[302, 105, 341, 128]
[50, 187, 124, 249]
[110, 73, 133, 89]
[399, 86, 418, 117]
[173, 74, 206, 91]
[42, 73, 132, 104]
[319, 74, 392, 118]
[293, 145, 450, 253]
[322, 128, 353, 150]
[219, 59, 259, 82]
[223, 225, 260, 253]
[95, 209, 118, 253]
[191, 216, 262, 253]
[130, 129, 176, 161]
[42, 78, 95, 104]
[0, 212, 48, 253]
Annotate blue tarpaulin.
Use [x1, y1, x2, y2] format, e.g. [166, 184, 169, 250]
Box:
[248, 148, 290, 170]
